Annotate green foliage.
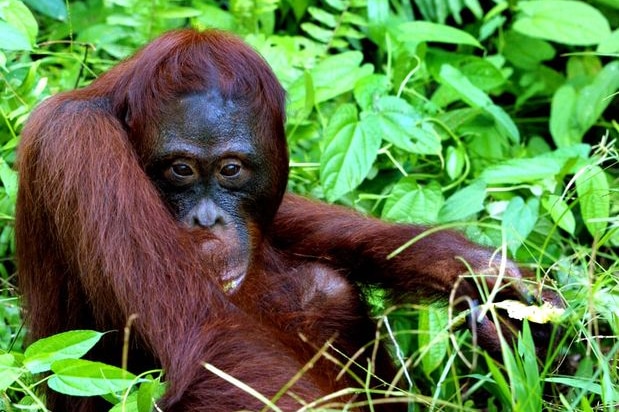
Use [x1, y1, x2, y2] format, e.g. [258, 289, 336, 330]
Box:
[0, 0, 617, 410]
[0, 330, 164, 410]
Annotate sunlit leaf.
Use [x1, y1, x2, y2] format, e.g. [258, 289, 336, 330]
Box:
[0, 22, 31, 51]
[0, 354, 22, 390]
[320, 104, 381, 201]
[542, 194, 576, 235]
[438, 64, 519, 143]
[382, 178, 444, 224]
[480, 157, 564, 184]
[445, 145, 465, 180]
[418, 308, 448, 376]
[398, 21, 482, 48]
[514, 0, 611, 46]
[502, 196, 539, 255]
[366, 96, 440, 155]
[438, 180, 486, 222]
[0, 0, 38, 46]
[24, 330, 104, 374]
[49, 359, 137, 396]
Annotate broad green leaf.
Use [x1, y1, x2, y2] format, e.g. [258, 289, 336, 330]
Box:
[287, 52, 373, 116]
[438, 64, 519, 143]
[0, 158, 18, 202]
[455, 57, 506, 90]
[23, 0, 67, 20]
[551, 62, 619, 147]
[49, 359, 137, 396]
[24, 330, 104, 374]
[514, 1, 611, 46]
[367, 0, 389, 25]
[598, 29, 619, 53]
[137, 379, 166, 412]
[398, 21, 482, 49]
[427, 52, 506, 91]
[110, 391, 139, 412]
[550, 85, 579, 148]
[366, 96, 440, 155]
[502, 30, 556, 69]
[353, 74, 390, 110]
[308, 7, 337, 28]
[194, 5, 235, 31]
[320, 104, 381, 202]
[409, 124, 441, 155]
[0, 22, 31, 51]
[0, 353, 22, 390]
[502, 196, 540, 255]
[485, 105, 520, 144]
[310, 52, 373, 100]
[445, 145, 466, 180]
[438, 64, 492, 109]
[480, 157, 565, 184]
[418, 308, 448, 376]
[575, 166, 609, 238]
[542, 194, 576, 235]
[325, 0, 347, 11]
[301, 22, 333, 43]
[382, 178, 444, 224]
[438, 180, 486, 223]
[542, 144, 590, 173]
[575, 62, 619, 134]
[108, 380, 164, 412]
[158, 7, 202, 19]
[0, 0, 38, 46]
[77, 24, 128, 46]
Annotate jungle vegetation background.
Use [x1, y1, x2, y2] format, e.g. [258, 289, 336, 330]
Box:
[0, 0, 618, 410]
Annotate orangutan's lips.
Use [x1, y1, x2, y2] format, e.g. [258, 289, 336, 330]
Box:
[221, 269, 246, 294]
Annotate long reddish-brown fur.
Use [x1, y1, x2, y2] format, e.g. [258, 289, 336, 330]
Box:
[17, 28, 552, 411]
[16, 29, 325, 411]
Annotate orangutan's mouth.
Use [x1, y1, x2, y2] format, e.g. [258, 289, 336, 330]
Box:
[221, 268, 246, 294]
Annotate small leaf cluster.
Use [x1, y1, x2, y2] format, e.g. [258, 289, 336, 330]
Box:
[0, 330, 163, 411]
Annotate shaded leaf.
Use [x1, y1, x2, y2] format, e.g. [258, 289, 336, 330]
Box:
[575, 166, 610, 238]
